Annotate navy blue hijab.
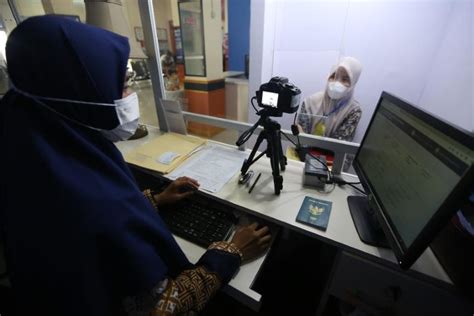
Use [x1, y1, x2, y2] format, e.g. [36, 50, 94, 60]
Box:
[0, 15, 189, 315]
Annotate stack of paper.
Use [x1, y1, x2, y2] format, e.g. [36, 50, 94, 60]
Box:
[124, 133, 206, 174]
[168, 145, 248, 193]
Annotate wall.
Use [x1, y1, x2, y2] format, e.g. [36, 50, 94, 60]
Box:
[0, 0, 17, 34]
[123, 0, 173, 52]
[227, 0, 250, 71]
[42, 0, 85, 21]
[170, 0, 180, 26]
[13, 0, 84, 21]
[249, 0, 472, 142]
[0, 0, 17, 66]
[342, 0, 461, 141]
[202, 0, 224, 80]
[153, 0, 172, 44]
[123, 1, 142, 29]
[418, 0, 473, 132]
[15, 0, 45, 16]
[248, 0, 276, 125]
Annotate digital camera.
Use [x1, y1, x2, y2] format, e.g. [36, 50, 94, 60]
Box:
[256, 77, 301, 116]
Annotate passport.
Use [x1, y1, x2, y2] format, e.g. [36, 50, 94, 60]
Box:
[295, 196, 332, 231]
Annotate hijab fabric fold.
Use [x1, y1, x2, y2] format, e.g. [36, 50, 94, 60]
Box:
[303, 56, 362, 138]
[0, 15, 189, 315]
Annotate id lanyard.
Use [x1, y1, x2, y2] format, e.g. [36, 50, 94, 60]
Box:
[324, 100, 348, 117]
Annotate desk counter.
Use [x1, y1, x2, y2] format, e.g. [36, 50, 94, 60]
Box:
[116, 128, 452, 309]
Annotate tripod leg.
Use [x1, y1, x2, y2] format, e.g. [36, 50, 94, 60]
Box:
[277, 131, 287, 171]
[240, 131, 266, 175]
[268, 129, 283, 195]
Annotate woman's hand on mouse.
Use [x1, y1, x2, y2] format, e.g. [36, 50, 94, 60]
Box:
[231, 222, 272, 262]
[153, 177, 199, 206]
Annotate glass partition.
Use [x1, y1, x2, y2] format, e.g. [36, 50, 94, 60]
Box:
[152, 0, 469, 174]
[265, 0, 471, 142]
[0, 17, 7, 96]
[250, 0, 471, 173]
[4, 0, 164, 129]
[153, 0, 251, 146]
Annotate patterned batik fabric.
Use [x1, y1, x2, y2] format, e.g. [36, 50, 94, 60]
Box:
[331, 108, 362, 141]
[143, 189, 159, 210]
[124, 267, 220, 316]
[124, 241, 243, 315]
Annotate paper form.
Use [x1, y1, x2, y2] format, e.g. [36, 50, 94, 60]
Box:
[168, 144, 248, 193]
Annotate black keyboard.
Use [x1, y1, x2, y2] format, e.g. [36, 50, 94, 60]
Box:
[161, 197, 237, 248]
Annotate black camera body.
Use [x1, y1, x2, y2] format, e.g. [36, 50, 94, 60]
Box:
[256, 76, 301, 116]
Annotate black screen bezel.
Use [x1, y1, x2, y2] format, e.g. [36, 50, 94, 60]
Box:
[353, 91, 474, 269]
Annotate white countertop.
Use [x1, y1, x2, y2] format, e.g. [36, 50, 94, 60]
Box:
[115, 127, 452, 308]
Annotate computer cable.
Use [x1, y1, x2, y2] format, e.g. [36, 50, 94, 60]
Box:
[315, 178, 337, 194]
[236, 97, 263, 147]
[250, 96, 259, 113]
[280, 130, 336, 194]
[236, 118, 260, 147]
[280, 130, 332, 174]
[329, 178, 365, 194]
[346, 183, 366, 195]
[287, 122, 332, 173]
[330, 178, 362, 185]
[281, 130, 337, 193]
[282, 128, 367, 195]
[339, 181, 361, 185]
[292, 112, 302, 148]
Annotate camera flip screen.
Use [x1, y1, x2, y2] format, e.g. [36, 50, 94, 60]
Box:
[262, 91, 279, 107]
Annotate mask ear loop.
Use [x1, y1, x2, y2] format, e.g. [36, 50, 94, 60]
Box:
[11, 85, 116, 131]
[11, 84, 117, 107]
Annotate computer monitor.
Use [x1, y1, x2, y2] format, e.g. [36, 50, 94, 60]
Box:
[349, 91, 473, 269]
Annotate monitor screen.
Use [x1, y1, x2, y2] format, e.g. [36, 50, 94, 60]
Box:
[261, 91, 279, 107]
[353, 92, 473, 267]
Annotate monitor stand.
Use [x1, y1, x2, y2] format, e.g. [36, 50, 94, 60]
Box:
[347, 196, 390, 248]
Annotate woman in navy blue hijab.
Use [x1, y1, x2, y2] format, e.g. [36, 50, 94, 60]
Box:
[0, 15, 270, 315]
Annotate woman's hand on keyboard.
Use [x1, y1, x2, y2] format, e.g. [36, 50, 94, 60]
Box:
[154, 177, 200, 206]
[231, 223, 272, 262]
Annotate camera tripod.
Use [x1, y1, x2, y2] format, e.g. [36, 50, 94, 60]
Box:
[239, 111, 287, 195]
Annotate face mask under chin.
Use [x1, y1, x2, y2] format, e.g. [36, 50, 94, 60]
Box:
[100, 118, 139, 142]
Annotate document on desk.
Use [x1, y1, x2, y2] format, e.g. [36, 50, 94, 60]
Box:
[124, 133, 207, 174]
[168, 144, 247, 193]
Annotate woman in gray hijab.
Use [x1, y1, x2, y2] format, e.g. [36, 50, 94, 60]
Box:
[298, 56, 363, 142]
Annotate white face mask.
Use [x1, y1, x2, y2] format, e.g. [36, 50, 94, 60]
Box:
[327, 81, 348, 100]
[101, 92, 140, 142]
[12, 86, 140, 142]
